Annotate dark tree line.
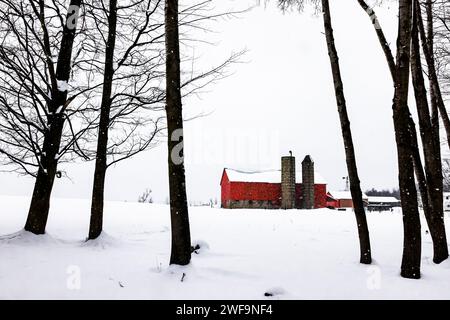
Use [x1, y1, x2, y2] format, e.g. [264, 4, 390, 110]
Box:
[365, 188, 401, 199]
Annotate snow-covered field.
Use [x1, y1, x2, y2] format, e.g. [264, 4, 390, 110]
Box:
[1, 195, 450, 300]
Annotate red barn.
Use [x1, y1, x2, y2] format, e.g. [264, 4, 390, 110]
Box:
[220, 155, 327, 209]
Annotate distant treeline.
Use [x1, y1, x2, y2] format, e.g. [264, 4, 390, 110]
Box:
[365, 188, 400, 200]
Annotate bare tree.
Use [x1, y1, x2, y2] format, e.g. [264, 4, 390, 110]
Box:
[83, 0, 165, 240]
[278, 0, 372, 264]
[356, 2, 430, 228]
[356, 0, 423, 278]
[412, 0, 448, 263]
[88, 0, 119, 240]
[0, 0, 242, 240]
[320, 0, 372, 264]
[0, 0, 95, 234]
[82, 0, 243, 240]
[417, 0, 450, 152]
[165, 0, 191, 266]
[392, 0, 422, 279]
[358, 0, 448, 264]
[433, 0, 450, 98]
[138, 188, 153, 203]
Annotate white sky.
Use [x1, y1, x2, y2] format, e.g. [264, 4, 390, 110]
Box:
[1, 0, 443, 204]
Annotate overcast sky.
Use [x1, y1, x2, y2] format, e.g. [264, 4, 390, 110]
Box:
[0, 0, 444, 204]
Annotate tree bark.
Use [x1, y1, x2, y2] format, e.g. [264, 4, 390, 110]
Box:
[24, 0, 82, 234]
[394, 0, 422, 279]
[165, 0, 191, 265]
[357, 0, 396, 80]
[423, 0, 448, 263]
[411, 1, 448, 263]
[321, 0, 372, 264]
[424, 0, 442, 169]
[88, 0, 118, 240]
[410, 119, 432, 220]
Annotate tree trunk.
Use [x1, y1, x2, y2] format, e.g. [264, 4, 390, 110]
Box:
[24, 0, 82, 234]
[411, 1, 448, 263]
[88, 0, 118, 240]
[165, 0, 191, 266]
[25, 116, 65, 234]
[423, 0, 448, 263]
[425, 0, 442, 169]
[394, 0, 422, 279]
[356, 0, 396, 80]
[321, 0, 372, 264]
[409, 119, 431, 221]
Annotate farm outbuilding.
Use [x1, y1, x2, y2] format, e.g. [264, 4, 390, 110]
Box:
[326, 190, 369, 209]
[220, 155, 328, 209]
[367, 196, 401, 211]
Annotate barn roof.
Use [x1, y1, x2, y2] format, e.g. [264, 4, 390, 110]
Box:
[223, 168, 327, 184]
[328, 190, 368, 200]
[367, 196, 400, 203]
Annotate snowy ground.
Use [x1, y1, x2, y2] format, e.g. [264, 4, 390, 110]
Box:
[1, 195, 450, 300]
